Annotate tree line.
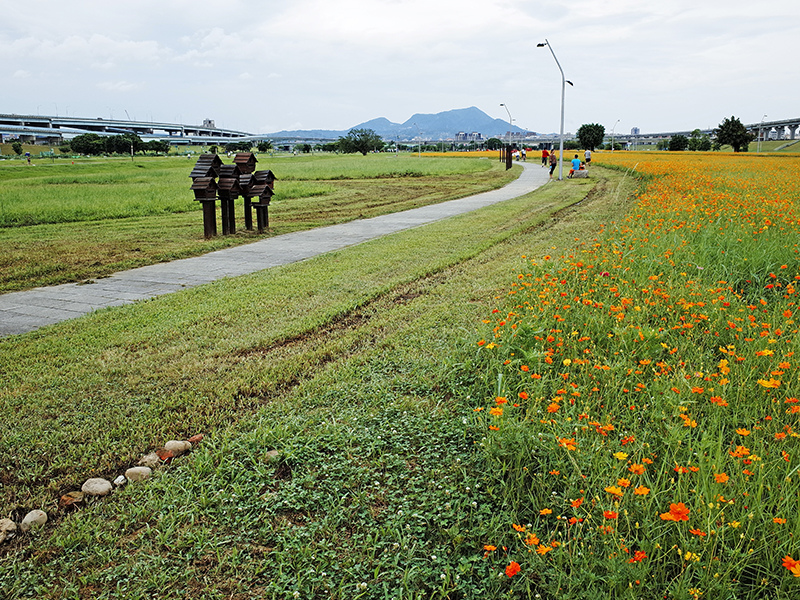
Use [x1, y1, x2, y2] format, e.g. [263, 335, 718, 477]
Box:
[575, 116, 756, 152]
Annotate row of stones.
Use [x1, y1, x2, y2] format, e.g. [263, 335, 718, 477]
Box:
[0, 436, 202, 545]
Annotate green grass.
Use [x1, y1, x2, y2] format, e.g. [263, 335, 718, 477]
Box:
[0, 168, 615, 599]
[0, 154, 516, 292]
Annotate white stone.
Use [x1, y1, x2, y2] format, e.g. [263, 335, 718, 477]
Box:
[264, 450, 281, 462]
[138, 452, 160, 469]
[125, 466, 152, 482]
[164, 440, 191, 456]
[20, 510, 47, 532]
[0, 518, 16, 543]
[81, 477, 113, 496]
[113, 475, 127, 486]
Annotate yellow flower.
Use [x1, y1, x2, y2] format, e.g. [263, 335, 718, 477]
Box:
[540, 508, 553, 515]
[604, 485, 624, 498]
[613, 452, 628, 461]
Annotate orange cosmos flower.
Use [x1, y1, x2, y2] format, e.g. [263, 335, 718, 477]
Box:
[689, 528, 707, 537]
[536, 544, 553, 555]
[628, 463, 646, 475]
[758, 378, 781, 389]
[783, 556, 800, 577]
[540, 508, 553, 516]
[628, 550, 647, 563]
[617, 478, 631, 488]
[729, 445, 750, 458]
[490, 407, 503, 417]
[605, 485, 624, 498]
[634, 485, 650, 496]
[505, 561, 521, 577]
[660, 502, 690, 522]
[495, 396, 508, 405]
[714, 473, 730, 483]
[603, 510, 619, 519]
[558, 437, 577, 451]
[547, 402, 560, 413]
[774, 518, 787, 524]
[736, 428, 751, 436]
[570, 497, 584, 508]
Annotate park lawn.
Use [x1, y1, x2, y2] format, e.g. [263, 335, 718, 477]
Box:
[0, 154, 516, 293]
[0, 167, 613, 599]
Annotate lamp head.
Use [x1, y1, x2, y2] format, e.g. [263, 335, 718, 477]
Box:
[536, 42, 546, 47]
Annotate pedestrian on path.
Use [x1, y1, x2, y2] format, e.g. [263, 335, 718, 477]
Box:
[541, 148, 549, 167]
[549, 152, 557, 178]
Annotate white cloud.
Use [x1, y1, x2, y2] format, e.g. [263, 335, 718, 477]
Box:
[1, 0, 799, 133]
[96, 80, 141, 93]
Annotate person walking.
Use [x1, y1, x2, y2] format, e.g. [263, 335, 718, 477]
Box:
[541, 147, 549, 167]
[584, 148, 592, 165]
[548, 151, 557, 178]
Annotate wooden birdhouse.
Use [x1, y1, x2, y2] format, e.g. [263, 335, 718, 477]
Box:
[189, 154, 222, 178]
[233, 152, 257, 174]
[190, 177, 217, 200]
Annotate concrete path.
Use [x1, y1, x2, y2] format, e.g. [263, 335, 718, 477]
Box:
[0, 162, 551, 338]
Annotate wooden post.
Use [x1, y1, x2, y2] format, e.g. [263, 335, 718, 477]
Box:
[244, 196, 253, 230]
[200, 200, 217, 238]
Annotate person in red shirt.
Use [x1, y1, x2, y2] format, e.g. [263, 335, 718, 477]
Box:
[541, 148, 549, 167]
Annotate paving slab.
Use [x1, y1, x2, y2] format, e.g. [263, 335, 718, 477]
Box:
[0, 162, 550, 338]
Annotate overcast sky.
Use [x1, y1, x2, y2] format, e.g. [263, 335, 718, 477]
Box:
[2, 0, 797, 136]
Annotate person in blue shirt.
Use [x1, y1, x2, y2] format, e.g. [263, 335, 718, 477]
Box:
[568, 154, 582, 177]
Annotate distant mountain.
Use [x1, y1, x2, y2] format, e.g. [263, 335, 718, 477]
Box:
[265, 107, 531, 140]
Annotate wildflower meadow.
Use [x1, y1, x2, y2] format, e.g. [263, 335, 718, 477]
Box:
[474, 152, 800, 599]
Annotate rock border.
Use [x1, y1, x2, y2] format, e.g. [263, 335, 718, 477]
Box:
[1, 434, 205, 545]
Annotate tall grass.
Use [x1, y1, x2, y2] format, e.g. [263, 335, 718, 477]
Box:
[472, 152, 800, 598]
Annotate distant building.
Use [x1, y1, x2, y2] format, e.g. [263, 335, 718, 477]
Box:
[455, 131, 484, 142]
[203, 119, 216, 129]
[631, 127, 640, 135]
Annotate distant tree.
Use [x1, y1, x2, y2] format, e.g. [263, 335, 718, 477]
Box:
[257, 140, 273, 153]
[688, 129, 712, 151]
[668, 135, 689, 151]
[58, 145, 71, 154]
[337, 128, 384, 155]
[105, 133, 143, 155]
[144, 140, 169, 154]
[714, 116, 754, 152]
[564, 140, 581, 150]
[70, 133, 106, 155]
[11, 142, 23, 155]
[576, 123, 605, 151]
[225, 141, 252, 153]
[298, 143, 312, 154]
[486, 138, 503, 151]
[208, 145, 219, 155]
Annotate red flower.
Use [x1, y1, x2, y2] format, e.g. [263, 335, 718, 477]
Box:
[505, 561, 521, 577]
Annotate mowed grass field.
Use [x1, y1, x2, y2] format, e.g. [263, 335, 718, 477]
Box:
[3, 152, 800, 599]
[0, 153, 516, 293]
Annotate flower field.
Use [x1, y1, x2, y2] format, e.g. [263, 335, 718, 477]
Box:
[474, 152, 800, 598]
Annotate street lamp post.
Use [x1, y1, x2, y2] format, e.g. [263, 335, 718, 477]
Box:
[611, 119, 620, 152]
[758, 114, 767, 153]
[500, 103, 513, 144]
[537, 39, 573, 180]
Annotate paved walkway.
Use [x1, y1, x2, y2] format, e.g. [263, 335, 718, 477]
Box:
[0, 162, 550, 338]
